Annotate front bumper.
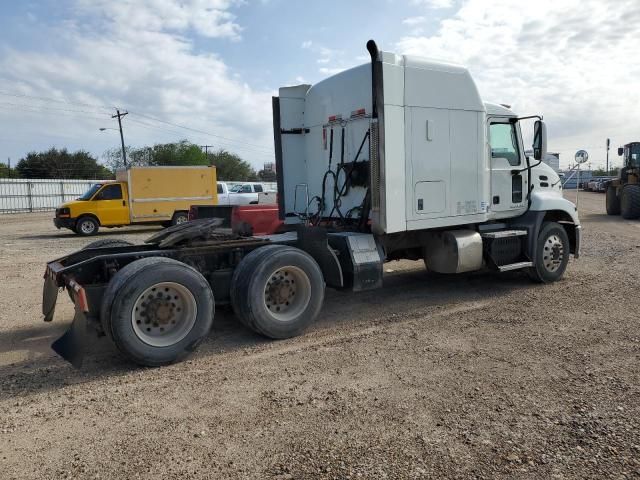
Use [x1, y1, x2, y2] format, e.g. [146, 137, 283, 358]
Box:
[54, 217, 76, 229]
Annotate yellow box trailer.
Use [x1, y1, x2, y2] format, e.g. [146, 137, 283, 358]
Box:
[53, 166, 217, 235]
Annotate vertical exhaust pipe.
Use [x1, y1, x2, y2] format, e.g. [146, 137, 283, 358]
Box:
[366, 40, 379, 119]
[365, 40, 383, 230]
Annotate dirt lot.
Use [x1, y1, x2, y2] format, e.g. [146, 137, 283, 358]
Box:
[1, 192, 639, 479]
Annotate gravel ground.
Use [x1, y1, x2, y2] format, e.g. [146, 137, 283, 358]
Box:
[1, 192, 639, 479]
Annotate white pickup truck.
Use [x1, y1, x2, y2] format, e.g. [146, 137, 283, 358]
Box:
[216, 181, 276, 205]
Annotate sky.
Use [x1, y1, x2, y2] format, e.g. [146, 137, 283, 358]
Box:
[0, 0, 639, 171]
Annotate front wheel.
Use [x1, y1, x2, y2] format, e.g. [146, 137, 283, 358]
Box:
[102, 257, 214, 366]
[606, 185, 620, 215]
[75, 216, 99, 236]
[230, 245, 325, 339]
[527, 221, 570, 283]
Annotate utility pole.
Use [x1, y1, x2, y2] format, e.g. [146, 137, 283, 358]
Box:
[7, 157, 10, 178]
[112, 109, 129, 167]
[201, 145, 213, 165]
[606, 138, 610, 175]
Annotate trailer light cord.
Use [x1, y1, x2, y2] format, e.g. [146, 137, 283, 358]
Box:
[314, 128, 371, 226]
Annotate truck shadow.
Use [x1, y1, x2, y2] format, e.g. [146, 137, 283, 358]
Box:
[0, 266, 534, 400]
[19, 227, 161, 240]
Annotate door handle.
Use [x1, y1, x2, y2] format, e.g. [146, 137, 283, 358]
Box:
[122, 200, 126, 206]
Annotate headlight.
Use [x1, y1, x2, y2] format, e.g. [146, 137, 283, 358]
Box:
[56, 207, 70, 217]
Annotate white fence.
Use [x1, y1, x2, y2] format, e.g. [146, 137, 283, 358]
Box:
[0, 178, 105, 214]
[0, 178, 279, 214]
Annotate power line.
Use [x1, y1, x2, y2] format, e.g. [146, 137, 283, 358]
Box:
[125, 117, 275, 159]
[0, 100, 112, 116]
[0, 90, 114, 112]
[128, 111, 274, 153]
[0, 104, 111, 122]
[0, 90, 274, 154]
[125, 119, 274, 159]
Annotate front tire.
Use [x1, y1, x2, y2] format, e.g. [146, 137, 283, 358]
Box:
[528, 221, 570, 283]
[75, 216, 99, 236]
[620, 185, 640, 219]
[606, 185, 621, 215]
[102, 257, 214, 366]
[230, 245, 325, 339]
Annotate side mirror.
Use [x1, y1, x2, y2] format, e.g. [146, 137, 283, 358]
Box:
[532, 120, 547, 161]
[618, 147, 624, 156]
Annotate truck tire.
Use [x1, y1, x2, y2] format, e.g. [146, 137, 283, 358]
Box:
[527, 221, 570, 284]
[75, 216, 99, 236]
[82, 239, 134, 250]
[101, 257, 214, 366]
[606, 185, 621, 215]
[620, 185, 640, 219]
[230, 245, 325, 339]
[171, 211, 189, 226]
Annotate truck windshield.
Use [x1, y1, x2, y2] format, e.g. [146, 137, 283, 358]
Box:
[630, 144, 640, 167]
[77, 183, 103, 200]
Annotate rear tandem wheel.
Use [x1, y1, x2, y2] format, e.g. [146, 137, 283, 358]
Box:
[230, 245, 325, 339]
[100, 257, 214, 366]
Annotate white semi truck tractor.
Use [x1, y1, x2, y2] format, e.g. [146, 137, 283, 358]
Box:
[43, 41, 581, 367]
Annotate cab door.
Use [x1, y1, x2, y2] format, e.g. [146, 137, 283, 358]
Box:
[489, 119, 528, 218]
[92, 183, 130, 225]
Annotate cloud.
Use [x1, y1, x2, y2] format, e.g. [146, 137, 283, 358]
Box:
[410, 0, 454, 9]
[0, 1, 275, 169]
[300, 41, 348, 73]
[402, 16, 427, 26]
[397, 0, 640, 168]
[76, 0, 243, 39]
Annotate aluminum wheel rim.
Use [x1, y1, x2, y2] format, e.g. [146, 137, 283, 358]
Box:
[542, 234, 564, 273]
[132, 282, 197, 347]
[80, 220, 95, 234]
[263, 266, 311, 322]
[175, 215, 188, 225]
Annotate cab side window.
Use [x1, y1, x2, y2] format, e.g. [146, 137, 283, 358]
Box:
[241, 185, 252, 193]
[96, 184, 123, 200]
[490, 123, 521, 166]
[217, 184, 224, 194]
[254, 184, 263, 193]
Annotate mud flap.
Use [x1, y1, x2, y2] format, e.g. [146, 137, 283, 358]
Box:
[42, 276, 59, 322]
[51, 304, 88, 368]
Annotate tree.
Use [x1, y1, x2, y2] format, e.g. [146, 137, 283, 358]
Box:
[257, 168, 277, 182]
[15, 148, 113, 179]
[105, 140, 209, 170]
[104, 140, 258, 181]
[206, 150, 257, 181]
[0, 162, 17, 178]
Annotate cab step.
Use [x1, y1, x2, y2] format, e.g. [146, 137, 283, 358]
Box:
[498, 261, 533, 272]
[481, 229, 528, 239]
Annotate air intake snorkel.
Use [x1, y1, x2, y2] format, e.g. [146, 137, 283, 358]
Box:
[366, 40, 379, 119]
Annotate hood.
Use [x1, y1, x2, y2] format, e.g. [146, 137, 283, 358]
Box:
[531, 161, 562, 191]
